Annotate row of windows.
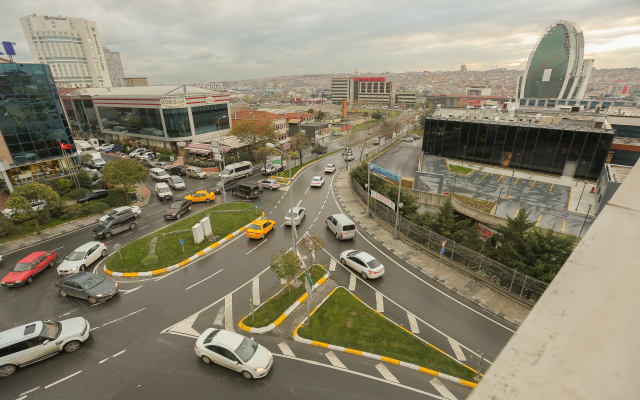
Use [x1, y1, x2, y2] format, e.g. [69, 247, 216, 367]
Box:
[163, 108, 191, 138]
[610, 150, 640, 167]
[610, 124, 640, 139]
[192, 104, 230, 135]
[98, 106, 164, 137]
[520, 98, 613, 109]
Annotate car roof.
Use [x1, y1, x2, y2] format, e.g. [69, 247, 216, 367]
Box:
[114, 206, 131, 211]
[312, 176, 322, 179]
[18, 251, 49, 263]
[331, 213, 354, 225]
[0, 321, 44, 348]
[354, 251, 375, 262]
[288, 207, 305, 213]
[150, 168, 164, 172]
[209, 329, 244, 348]
[156, 182, 169, 188]
[170, 175, 182, 179]
[63, 271, 95, 283]
[73, 241, 102, 251]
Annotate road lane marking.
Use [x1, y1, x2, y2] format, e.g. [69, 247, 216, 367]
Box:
[304, 188, 309, 195]
[297, 250, 308, 269]
[296, 199, 302, 207]
[19, 387, 40, 396]
[549, 183, 554, 192]
[121, 232, 132, 237]
[314, 216, 318, 222]
[448, 338, 467, 361]
[225, 294, 234, 332]
[562, 220, 566, 232]
[246, 239, 268, 255]
[269, 211, 273, 214]
[278, 342, 295, 357]
[481, 172, 489, 179]
[44, 371, 82, 389]
[59, 309, 77, 317]
[513, 177, 519, 185]
[497, 175, 504, 182]
[329, 259, 336, 271]
[348, 274, 356, 291]
[531, 180, 536, 188]
[375, 363, 399, 383]
[213, 306, 225, 326]
[185, 269, 224, 290]
[407, 312, 420, 333]
[51, 246, 65, 251]
[513, 209, 519, 218]
[93, 308, 146, 330]
[430, 377, 458, 400]
[325, 351, 347, 369]
[536, 214, 542, 226]
[98, 350, 126, 364]
[252, 276, 260, 306]
[376, 292, 384, 312]
[140, 225, 149, 229]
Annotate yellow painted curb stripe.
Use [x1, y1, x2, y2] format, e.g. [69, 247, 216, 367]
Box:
[225, 233, 234, 240]
[531, 180, 536, 188]
[460, 380, 478, 388]
[428, 343, 446, 354]
[419, 366, 439, 377]
[536, 214, 542, 226]
[497, 175, 504, 182]
[210, 242, 219, 249]
[513, 177, 520, 185]
[152, 268, 166, 275]
[381, 356, 400, 365]
[239, 226, 247, 232]
[345, 348, 362, 356]
[549, 183, 554, 192]
[514, 209, 519, 218]
[299, 292, 309, 302]
[123, 272, 137, 278]
[316, 276, 326, 286]
[312, 341, 328, 348]
[104, 268, 113, 275]
[178, 259, 190, 267]
[198, 250, 205, 256]
[562, 220, 566, 232]
[399, 325, 413, 335]
[481, 172, 489, 179]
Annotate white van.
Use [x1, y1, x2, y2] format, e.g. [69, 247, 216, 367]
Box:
[221, 161, 253, 179]
[155, 182, 173, 201]
[150, 168, 170, 182]
[90, 152, 106, 168]
[326, 214, 357, 240]
[76, 142, 93, 153]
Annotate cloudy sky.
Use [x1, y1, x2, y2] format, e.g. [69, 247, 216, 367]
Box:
[3, 0, 640, 83]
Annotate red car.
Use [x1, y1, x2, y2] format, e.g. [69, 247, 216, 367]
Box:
[0, 251, 58, 287]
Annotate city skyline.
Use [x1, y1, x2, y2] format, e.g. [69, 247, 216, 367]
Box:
[2, 1, 639, 84]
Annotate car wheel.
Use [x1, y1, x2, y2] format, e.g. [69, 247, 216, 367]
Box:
[362, 272, 368, 280]
[0, 364, 17, 378]
[102, 249, 107, 257]
[176, 213, 181, 219]
[27, 276, 33, 284]
[88, 296, 97, 304]
[63, 341, 81, 353]
[206, 198, 210, 203]
[105, 232, 112, 239]
[49, 261, 54, 268]
[79, 265, 85, 272]
[242, 371, 253, 380]
[60, 290, 67, 297]
[201, 356, 212, 364]
[188, 206, 192, 211]
[341, 258, 346, 265]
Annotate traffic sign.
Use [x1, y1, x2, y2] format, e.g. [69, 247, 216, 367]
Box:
[179, 239, 184, 246]
[370, 163, 399, 182]
[440, 248, 445, 255]
[254, 205, 258, 210]
[441, 240, 447, 249]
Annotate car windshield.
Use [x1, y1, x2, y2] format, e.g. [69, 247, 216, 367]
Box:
[173, 177, 183, 183]
[249, 224, 262, 230]
[40, 321, 61, 340]
[159, 187, 170, 193]
[215, 181, 224, 187]
[12, 262, 32, 272]
[366, 259, 382, 269]
[99, 218, 113, 228]
[193, 168, 203, 173]
[157, 170, 168, 176]
[203, 329, 220, 344]
[221, 169, 230, 175]
[107, 209, 120, 216]
[80, 275, 105, 289]
[286, 211, 292, 218]
[312, 177, 321, 181]
[67, 251, 85, 261]
[170, 203, 182, 209]
[235, 337, 258, 363]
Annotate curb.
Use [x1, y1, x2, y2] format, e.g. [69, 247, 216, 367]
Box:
[292, 286, 479, 389]
[238, 265, 330, 333]
[104, 209, 264, 277]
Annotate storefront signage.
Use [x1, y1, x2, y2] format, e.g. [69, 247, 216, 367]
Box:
[177, 142, 186, 146]
[161, 98, 186, 108]
[205, 97, 216, 104]
[371, 190, 396, 210]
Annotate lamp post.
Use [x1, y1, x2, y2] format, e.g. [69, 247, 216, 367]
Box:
[267, 143, 296, 256]
[218, 138, 228, 204]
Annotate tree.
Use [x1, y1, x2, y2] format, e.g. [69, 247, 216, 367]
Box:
[102, 158, 147, 206]
[229, 118, 278, 150]
[299, 234, 323, 265]
[269, 249, 300, 292]
[76, 169, 93, 189]
[252, 146, 278, 166]
[371, 111, 382, 120]
[485, 205, 535, 269]
[310, 144, 326, 158]
[80, 153, 93, 165]
[292, 132, 311, 164]
[315, 110, 326, 121]
[425, 199, 471, 244]
[352, 131, 370, 162]
[363, 111, 369, 121]
[307, 108, 314, 114]
[6, 182, 60, 234]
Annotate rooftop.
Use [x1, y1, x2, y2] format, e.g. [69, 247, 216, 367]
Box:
[59, 85, 219, 98]
[230, 110, 285, 121]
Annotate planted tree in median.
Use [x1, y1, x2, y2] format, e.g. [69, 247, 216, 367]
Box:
[292, 132, 311, 164]
[102, 158, 148, 206]
[299, 234, 323, 266]
[270, 249, 300, 292]
[6, 182, 60, 234]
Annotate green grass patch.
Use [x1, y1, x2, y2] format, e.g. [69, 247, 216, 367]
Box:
[243, 264, 326, 328]
[106, 202, 260, 273]
[452, 194, 496, 214]
[355, 119, 380, 131]
[297, 287, 477, 382]
[449, 165, 473, 174]
[0, 217, 70, 244]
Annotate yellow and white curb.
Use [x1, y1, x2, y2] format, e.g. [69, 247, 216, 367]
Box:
[292, 286, 479, 389]
[238, 266, 330, 334]
[105, 211, 264, 278]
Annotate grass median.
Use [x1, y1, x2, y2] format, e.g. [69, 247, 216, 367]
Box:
[448, 165, 473, 174]
[297, 287, 477, 382]
[242, 264, 326, 328]
[106, 202, 259, 273]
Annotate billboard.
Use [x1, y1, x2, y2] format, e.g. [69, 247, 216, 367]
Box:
[458, 98, 484, 107]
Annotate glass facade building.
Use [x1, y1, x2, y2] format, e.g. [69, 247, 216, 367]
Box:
[423, 117, 614, 180]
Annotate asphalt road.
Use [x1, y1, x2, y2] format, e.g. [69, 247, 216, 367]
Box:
[0, 113, 514, 399]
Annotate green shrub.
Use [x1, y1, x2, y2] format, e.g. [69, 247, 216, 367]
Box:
[67, 188, 89, 200]
[56, 178, 73, 191]
[141, 254, 159, 268]
[76, 169, 93, 189]
[93, 179, 108, 190]
[63, 204, 84, 220]
[49, 201, 66, 218]
[158, 154, 171, 162]
[0, 217, 16, 238]
[83, 202, 110, 215]
[38, 211, 52, 225]
[105, 188, 127, 207]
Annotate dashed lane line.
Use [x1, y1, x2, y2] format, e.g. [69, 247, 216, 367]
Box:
[278, 342, 296, 357]
[246, 239, 268, 255]
[99, 350, 126, 364]
[90, 308, 146, 331]
[304, 188, 309, 195]
[375, 363, 399, 383]
[430, 377, 458, 400]
[296, 199, 302, 207]
[44, 371, 82, 389]
[325, 351, 347, 369]
[19, 387, 39, 396]
[140, 225, 150, 229]
[224, 294, 234, 332]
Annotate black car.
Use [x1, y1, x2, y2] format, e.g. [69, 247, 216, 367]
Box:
[164, 199, 192, 219]
[231, 183, 261, 199]
[212, 177, 236, 194]
[54, 272, 118, 304]
[76, 189, 110, 203]
[169, 165, 187, 176]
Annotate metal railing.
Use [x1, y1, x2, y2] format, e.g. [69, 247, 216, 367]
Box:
[351, 178, 548, 303]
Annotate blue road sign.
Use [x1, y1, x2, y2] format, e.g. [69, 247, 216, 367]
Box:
[370, 163, 399, 182]
[254, 205, 258, 209]
[179, 239, 184, 246]
[440, 248, 445, 255]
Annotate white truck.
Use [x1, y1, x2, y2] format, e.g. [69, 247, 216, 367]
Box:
[87, 151, 106, 169]
[261, 156, 286, 176]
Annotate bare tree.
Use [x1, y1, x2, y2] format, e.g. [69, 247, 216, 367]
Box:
[352, 131, 370, 162]
[299, 234, 324, 266]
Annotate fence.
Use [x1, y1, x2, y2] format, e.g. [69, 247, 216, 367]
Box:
[351, 178, 548, 303]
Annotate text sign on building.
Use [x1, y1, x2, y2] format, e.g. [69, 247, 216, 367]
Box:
[161, 98, 186, 108]
[371, 190, 396, 210]
[542, 69, 552, 82]
[370, 163, 399, 182]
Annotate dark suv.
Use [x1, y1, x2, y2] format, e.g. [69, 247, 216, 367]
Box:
[231, 183, 261, 199]
[169, 165, 187, 176]
[92, 211, 137, 239]
[212, 178, 236, 194]
[76, 190, 110, 203]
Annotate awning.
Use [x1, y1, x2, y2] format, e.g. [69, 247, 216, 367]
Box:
[187, 149, 211, 155]
[185, 143, 212, 150]
[218, 136, 248, 149]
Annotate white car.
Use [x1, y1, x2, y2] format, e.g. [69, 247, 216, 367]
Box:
[137, 151, 156, 160]
[1, 200, 46, 219]
[284, 207, 306, 226]
[129, 148, 147, 158]
[403, 136, 413, 141]
[325, 164, 336, 173]
[97, 144, 113, 152]
[310, 176, 325, 187]
[344, 154, 355, 161]
[98, 206, 141, 223]
[195, 328, 273, 379]
[257, 178, 280, 190]
[340, 250, 386, 280]
[57, 242, 107, 276]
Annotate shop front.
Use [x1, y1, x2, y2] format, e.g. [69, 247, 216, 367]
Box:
[4, 156, 79, 187]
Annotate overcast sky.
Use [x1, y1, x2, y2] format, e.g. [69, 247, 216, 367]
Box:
[3, 0, 640, 84]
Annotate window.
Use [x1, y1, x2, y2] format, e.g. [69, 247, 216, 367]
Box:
[98, 106, 164, 137]
[163, 108, 191, 137]
[191, 104, 230, 135]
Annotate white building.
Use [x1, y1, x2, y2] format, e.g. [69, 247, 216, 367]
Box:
[19, 14, 113, 88]
[331, 77, 396, 106]
[103, 47, 125, 87]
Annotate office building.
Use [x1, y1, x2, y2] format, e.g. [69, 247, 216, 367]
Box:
[331, 77, 396, 106]
[516, 20, 593, 100]
[0, 61, 79, 192]
[103, 47, 125, 87]
[60, 86, 231, 152]
[19, 14, 112, 88]
[395, 93, 417, 107]
[124, 77, 148, 87]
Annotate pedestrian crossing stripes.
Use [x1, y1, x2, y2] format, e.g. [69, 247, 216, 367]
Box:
[448, 338, 467, 361]
[329, 259, 336, 271]
[252, 277, 260, 306]
[376, 292, 384, 312]
[224, 294, 234, 332]
[278, 342, 295, 357]
[325, 351, 347, 369]
[375, 363, 399, 383]
[348, 274, 356, 291]
[407, 312, 420, 334]
[430, 377, 458, 400]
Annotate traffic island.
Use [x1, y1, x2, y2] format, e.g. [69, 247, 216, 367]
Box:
[294, 287, 478, 387]
[238, 264, 329, 333]
[105, 202, 259, 276]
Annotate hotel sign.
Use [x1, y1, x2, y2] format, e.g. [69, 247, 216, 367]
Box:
[161, 98, 186, 108]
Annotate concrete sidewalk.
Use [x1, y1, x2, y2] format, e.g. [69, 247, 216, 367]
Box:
[334, 169, 531, 326]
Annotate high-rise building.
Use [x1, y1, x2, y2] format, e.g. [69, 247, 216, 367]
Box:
[19, 14, 113, 89]
[103, 47, 125, 87]
[516, 20, 593, 100]
[330, 77, 396, 106]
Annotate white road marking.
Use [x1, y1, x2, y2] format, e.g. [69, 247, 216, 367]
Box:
[121, 232, 132, 237]
[375, 363, 399, 383]
[213, 306, 225, 326]
[153, 220, 163, 224]
[314, 216, 318, 222]
[297, 250, 307, 269]
[304, 188, 309, 195]
[185, 269, 224, 291]
[16, 396, 27, 400]
[169, 313, 200, 338]
[44, 370, 82, 389]
[329, 259, 336, 271]
[246, 239, 267, 255]
[140, 225, 149, 229]
[98, 356, 110, 364]
[430, 377, 458, 400]
[308, 223, 313, 229]
[448, 338, 467, 361]
[269, 211, 273, 215]
[58, 309, 77, 317]
[278, 342, 295, 357]
[224, 294, 234, 331]
[407, 312, 420, 334]
[348, 274, 356, 291]
[120, 286, 142, 294]
[112, 349, 126, 358]
[325, 351, 347, 369]
[99, 308, 146, 329]
[19, 387, 39, 396]
[296, 199, 302, 207]
[252, 276, 260, 306]
[51, 246, 65, 251]
[376, 292, 384, 312]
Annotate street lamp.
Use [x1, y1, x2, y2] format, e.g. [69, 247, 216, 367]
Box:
[266, 142, 296, 256]
[505, 153, 520, 198]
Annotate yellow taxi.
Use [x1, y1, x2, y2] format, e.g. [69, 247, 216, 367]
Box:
[184, 190, 216, 203]
[246, 219, 276, 239]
